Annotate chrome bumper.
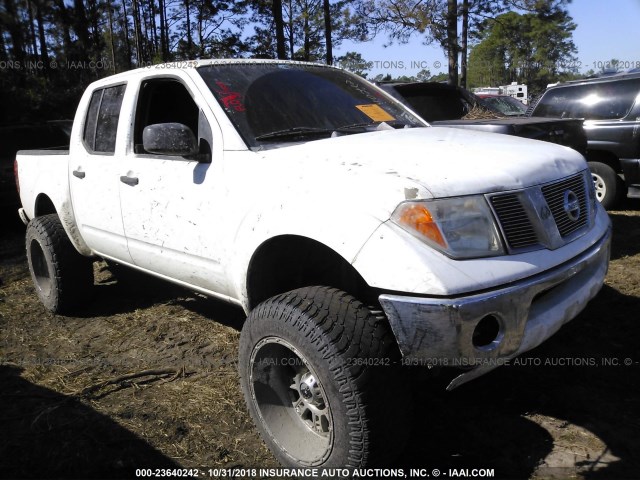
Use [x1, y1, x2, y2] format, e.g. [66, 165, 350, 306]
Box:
[379, 227, 612, 390]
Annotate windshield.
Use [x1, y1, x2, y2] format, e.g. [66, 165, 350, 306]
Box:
[480, 96, 527, 116]
[197, 63, 424, 148]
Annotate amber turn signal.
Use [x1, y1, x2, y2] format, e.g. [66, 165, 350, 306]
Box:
[396, 204, 447, 249]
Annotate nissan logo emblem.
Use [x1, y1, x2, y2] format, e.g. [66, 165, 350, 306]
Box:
[563, 190, 580, 222]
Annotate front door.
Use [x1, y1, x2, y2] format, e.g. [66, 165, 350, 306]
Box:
[119, 76, 229, 295]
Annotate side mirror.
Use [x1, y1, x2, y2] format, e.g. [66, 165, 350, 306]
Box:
[142, 123, 198, 156]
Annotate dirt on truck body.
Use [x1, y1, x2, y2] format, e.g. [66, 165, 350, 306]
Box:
[1, 204, 640, 479]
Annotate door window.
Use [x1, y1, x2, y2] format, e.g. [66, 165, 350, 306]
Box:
[83, 84, 126, 153]
[133, 79, 210, 156]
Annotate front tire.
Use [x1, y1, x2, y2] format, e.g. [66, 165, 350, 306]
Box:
[25, 214, 94, 314]
[239, 286, 407, 469]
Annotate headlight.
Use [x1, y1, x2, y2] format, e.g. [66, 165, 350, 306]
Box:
[391, 196, 505, 259]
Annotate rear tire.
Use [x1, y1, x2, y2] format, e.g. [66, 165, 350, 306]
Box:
[588, 161, 620, 209]
[26, 214, 94, 314]
[239, 286, 408, 469]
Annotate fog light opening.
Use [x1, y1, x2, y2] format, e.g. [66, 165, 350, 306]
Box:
[473, 315, 503, 351]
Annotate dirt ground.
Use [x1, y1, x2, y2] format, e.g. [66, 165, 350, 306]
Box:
[1, 201, 639, 480]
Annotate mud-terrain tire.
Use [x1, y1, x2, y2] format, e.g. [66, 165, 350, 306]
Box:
[239, 286, 408, 470]
[588, 161, 621, 209]
[26, 214, 94, 314]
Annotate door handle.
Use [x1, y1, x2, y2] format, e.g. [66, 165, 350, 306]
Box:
[120, 175, 139, 186]
[72, 170, 86, 179]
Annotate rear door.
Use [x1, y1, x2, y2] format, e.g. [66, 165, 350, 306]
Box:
[69, 83, 133, 262]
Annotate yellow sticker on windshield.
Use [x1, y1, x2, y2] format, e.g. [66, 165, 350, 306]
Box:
[356, 104, 396, 122]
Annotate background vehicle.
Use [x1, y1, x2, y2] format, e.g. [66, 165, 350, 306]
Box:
[16, 60, 611, 470]
[528, 72, 640, 209]
[379, 82, 587, 154]
[475, 82, 528, 104]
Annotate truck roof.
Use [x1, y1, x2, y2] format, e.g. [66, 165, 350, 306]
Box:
[88, 59, 338, 88]
[550, 71, 640, 88]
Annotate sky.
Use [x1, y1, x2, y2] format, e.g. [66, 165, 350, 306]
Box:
[334, 0, 640, 79]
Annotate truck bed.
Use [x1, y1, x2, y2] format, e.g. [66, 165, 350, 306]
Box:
[431, 117, 587, 154]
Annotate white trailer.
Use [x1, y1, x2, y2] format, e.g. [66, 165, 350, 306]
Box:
[473, 83, 528, 104]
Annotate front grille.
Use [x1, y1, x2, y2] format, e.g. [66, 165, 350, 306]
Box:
[490, 194, 538, 249]
[541, 174, 588, 237]
[488, 171, 591, 254]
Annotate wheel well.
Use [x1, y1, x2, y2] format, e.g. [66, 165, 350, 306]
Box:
[34, 194, 57, 217]
[586, 150, 621, 173]
[246, 235, 378, 310]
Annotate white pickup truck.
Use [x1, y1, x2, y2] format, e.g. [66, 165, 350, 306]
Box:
[16, 60, 611, 470]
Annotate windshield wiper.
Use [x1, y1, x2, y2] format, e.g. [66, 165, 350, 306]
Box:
[336, 121, 413, 132]
[334, 122, 376, 132]
[255, 122, 414, 142]
[255, 127, 333, 141]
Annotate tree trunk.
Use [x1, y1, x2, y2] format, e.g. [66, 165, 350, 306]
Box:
[460, 0, 468, 88]
[87, 0, 100, 49]
[73, 0, 91, 56]
[197, 3, 205, 57]
[446, 0, 458, 85]
[140, 1, 151, 58]
[158, 0, 168, 61]
[150, 0, 158, 57]
[120, 0, 133, 69]
[2, 0, 26, 88]
[132, 0, 144, 64]
[0, 26, 8, 60]
[35, 0, 49, 63]
[273, 0, 287, 59]
[185, 0, 193, 57]
[323, 0, 332, 65]
[52, 0, 73, 56]
[287, 0, 294, 58]
[303, 4, 310, 60]
[3, 0, 25, 62]
[107, 1, 117, 72]
[26, 0, 39, 59]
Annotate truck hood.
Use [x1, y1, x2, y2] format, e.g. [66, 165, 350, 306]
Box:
[256, 126, 587, 199]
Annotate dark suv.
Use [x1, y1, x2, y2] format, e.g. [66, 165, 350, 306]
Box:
[529, 73, 640, 208]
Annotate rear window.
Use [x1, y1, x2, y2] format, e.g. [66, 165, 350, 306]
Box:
[395, 86, 472, 121]
[533, 78, 640, 120]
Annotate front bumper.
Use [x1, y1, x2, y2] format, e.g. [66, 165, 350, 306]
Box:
[379, 226, 612, 390]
